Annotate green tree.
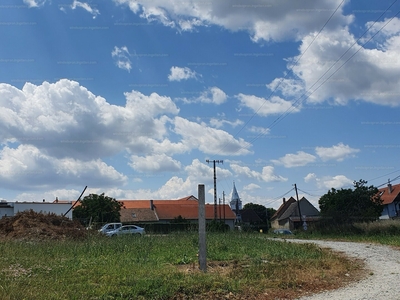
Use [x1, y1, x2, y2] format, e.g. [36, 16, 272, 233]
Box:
[319, 179, 383, 223]
[243, 203, 276, 224]
[73, 193, 123, 224]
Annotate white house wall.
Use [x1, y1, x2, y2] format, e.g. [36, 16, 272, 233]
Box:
[13, 203, 73, 219]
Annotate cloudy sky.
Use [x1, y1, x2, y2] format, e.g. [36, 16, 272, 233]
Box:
[0, 0, 399, 209]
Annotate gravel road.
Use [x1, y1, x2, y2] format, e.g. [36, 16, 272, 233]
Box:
[285, 239, 400, 300]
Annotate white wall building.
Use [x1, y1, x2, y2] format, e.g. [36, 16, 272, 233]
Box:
[0, 200, 73, 219]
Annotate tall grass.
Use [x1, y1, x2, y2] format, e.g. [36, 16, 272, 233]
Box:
[0, 232, 358, 299]
[298, 219, 400, 247]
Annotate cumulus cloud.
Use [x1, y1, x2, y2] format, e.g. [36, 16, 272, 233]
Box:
[173, 117, 251, 155]
[0, 80, 180, 161]
[168, 66, 199, 81]
[270, 19, 400, 106]
[129, 154, 181, 173]
[113, 0, 351, 42]
[180, 87, 227, 105]
[0, 145, 127, 190]
[23, 0, 47, 8]
[209, 118, 243, 129]
[71, 0, 100, 18]
[271, 151, 316, 168]
[236, 94, 300, 116]
[230, 163, 287, 182]
[243, 183, 261, 191]
[304, 173, 317, 183]
[315, 143, 360, 161]
[111, 46, 132, 72]
[318, 175, 353, 190]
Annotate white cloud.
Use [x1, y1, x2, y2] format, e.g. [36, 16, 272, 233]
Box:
[111, 46, 132, 72]
[168, 66, 199, 81]
[71, 0, 100, 18]
[318, 175, 353, 190]
[199, 87, 227, 105]
[272, 151, 316, 168]
[173, 117, 251, 156]
[304, 173, 316, 183]
[23, 0, 47, 8]
[230, 163, 287, 182]
[113, 0, 351, 42]
[271, 21, 400, 106]
[315, 143, 360, 161]
[0, 79, 180, 161]
[236, 94, 300, 116]
[209, 118, 243, 129]
[129, 154, 181, 173]
[180, 87, 227, 105]
[243, 183, 261, 191]
[248, 126, 270, 135]
[0, 145, 127, 190]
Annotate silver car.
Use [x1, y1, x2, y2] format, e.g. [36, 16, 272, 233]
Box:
[106, 225, 145, 237]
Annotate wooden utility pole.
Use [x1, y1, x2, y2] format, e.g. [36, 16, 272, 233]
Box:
[206, 159, 223, 220]
[294, 184, 303, 228]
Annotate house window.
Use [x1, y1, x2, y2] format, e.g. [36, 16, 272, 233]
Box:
[132, 213, 136, 218]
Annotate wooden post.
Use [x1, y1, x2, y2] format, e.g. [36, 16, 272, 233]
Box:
[198, 184, 207, 272]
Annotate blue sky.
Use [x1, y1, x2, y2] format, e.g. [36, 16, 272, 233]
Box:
[0, 0, 399, 209]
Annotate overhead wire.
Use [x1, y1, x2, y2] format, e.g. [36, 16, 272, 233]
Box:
[215, 1, 400, 205]
[218, 0, 347, 196]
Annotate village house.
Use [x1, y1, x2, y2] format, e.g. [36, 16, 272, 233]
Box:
[379, 182, 400, 219]
[119, 195, 237, 229]
[270, 197, 320, 230]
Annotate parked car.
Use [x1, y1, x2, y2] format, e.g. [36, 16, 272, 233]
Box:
[105, 225, 146, 237]
[98, 222, 122, 235]
[273, 229, 293, 235]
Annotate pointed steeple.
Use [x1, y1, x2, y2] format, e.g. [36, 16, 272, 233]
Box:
[230, 182, 242, 211]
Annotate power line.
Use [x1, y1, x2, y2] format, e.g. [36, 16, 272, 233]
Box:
[220, 0, 347, 153]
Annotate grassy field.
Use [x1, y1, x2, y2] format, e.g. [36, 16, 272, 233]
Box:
[0, 232, 361, 300]
[297, 219, 400, 247]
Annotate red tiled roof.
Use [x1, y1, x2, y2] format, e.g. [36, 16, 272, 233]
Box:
[120, 198, 198, 209]
[154, 203, 235, 220]
[379, 183, 400, 205]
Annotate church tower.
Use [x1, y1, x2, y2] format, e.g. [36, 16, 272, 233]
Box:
[230, 182, 242, 222]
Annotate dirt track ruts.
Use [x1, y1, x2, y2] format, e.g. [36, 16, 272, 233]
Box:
[285, 239, 400, 300]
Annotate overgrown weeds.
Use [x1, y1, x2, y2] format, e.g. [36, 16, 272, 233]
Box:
[0, 232, 362, 299]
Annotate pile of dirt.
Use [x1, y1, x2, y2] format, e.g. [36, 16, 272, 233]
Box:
[0, 210, 87, 241]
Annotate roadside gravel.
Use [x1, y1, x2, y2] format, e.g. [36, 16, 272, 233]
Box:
[286, 239, 400, 300]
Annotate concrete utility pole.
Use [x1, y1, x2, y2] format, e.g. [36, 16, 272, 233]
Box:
[198, 184, 207, 272]
[206, 159, 223, 220]
[223, 191, 226, 223]
[294, 183, 303, 228]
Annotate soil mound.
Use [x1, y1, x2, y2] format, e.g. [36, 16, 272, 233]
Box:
[0, 210, 87, 241]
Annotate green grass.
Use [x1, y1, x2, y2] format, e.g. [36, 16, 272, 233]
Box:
[295, 219, 400, 247]
[0, 232, 357, 299]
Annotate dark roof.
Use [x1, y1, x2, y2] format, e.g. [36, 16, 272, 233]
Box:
[271, 197, 297, 220]
[278, 197, 320, 221]
[378, 183, 400, 205]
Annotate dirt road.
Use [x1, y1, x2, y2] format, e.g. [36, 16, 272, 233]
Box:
[288, 239, 400, 300]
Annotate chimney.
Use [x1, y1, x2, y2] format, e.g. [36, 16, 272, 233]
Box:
[55, 197, 58, 203]
[150, 199, 154, 210]
[388, 183, 392, 194]
[283, 197, 286, 204]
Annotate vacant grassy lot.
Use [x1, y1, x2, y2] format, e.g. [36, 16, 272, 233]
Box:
[0, 232, 361, 300]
